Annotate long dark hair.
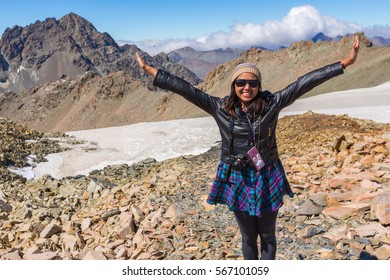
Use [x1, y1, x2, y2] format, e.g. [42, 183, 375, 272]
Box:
[224, 83, 264, 118]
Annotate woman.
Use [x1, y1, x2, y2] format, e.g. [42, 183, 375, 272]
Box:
[136, 35, 359, 260]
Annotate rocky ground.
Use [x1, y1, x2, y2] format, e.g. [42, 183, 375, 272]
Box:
[0, 112, 389, 260]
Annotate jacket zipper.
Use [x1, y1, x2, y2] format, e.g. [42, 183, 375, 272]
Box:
[267, 127, 271, 147]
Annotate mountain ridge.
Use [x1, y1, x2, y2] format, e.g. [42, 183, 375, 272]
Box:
[165, 32, 389, 80]
[167, 47, 244, 79]
[0, 13, 200, 94]
[0, 14, 389, 132]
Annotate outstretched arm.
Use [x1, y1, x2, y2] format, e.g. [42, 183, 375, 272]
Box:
[340, 35, 360, 68]
[135, 51, 220, 115]
[136, 52, 158, 78]
[275, 35, 360, 109]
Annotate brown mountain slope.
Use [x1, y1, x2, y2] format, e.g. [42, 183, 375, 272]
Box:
[0, 34, 389, 132]
[201, 34, 390, 97]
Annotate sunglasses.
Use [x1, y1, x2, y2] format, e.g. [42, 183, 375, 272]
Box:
[234, 79, 260, 88]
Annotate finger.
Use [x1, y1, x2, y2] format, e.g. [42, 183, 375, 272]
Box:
[354, 40, 359, 49]
[135, 52, 144, 65]
[354, 35, 360, 48]
[136, 52, 141, 60]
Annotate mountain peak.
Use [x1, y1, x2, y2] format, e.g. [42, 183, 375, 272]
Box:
[60, 12, 90, 23]
[176, 46, 196, 52]
[59, 12, 98, 33]
[0, 12, 202, 95]
[312, 32, 333, 43]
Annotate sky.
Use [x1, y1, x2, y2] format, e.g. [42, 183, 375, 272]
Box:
[2, 0, 390, 54]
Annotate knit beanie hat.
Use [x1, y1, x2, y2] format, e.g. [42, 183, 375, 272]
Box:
[231, 63, 262, 84]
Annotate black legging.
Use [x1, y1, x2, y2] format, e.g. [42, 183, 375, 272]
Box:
[234, 210, 278, 260]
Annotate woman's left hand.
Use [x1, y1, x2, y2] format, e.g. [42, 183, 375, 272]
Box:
[341, 35, 360, 68]
[136, 52, 158, 78]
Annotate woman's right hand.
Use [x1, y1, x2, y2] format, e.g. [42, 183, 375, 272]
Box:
[136, 52, 158, 78]
[340, 35, 360, 68]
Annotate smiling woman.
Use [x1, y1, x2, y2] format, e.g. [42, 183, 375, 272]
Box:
[135, 35, 360, 260]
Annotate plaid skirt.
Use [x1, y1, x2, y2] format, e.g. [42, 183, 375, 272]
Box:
[206, 159, 293, 217]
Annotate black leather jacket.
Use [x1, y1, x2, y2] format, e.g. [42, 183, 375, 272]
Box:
[153, 62, 344, 164]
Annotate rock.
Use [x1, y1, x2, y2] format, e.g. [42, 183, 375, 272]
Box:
[322, 225, 349, 242]
[1, 113, 389, 261]
[0, 250, 22, 260]
[40, 224, 62, 238]
[355, 191, 381, 203]
[0, 200, 12, 213]
[102, 208, 121, 221]
[131, 205, 144, 223]
[301, 226, 325, 238]
[370, 193, 390, 225]
[115, 246, 127, 259]
[82, 250, 107, 260]
[360, 179, 382, 191]
[116, 211, 136, 235]
[354, 223, 389, 237]
[24, 250, 59, 260]
[322, 203, 370, 220]
[200, 194, 215, 211]
[164, 204, 183, 221]
[328, 189, 368, 203]
[296, 200, 323, 216]
[62, 234, 79, 251]
[374, 244, 390, 260]
[326, 178, 347, 190]
[309, 192, 328, 207]
[316, 247, 334, 259]
[81, 217, 92, 232]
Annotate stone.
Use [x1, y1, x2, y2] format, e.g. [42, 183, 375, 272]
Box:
[370, 194, 390, 225]
[355, 191, 381, 203]
[0, 189, 13, 212]
[374, 244, 390, 260]
[200, 194, 215, 211]
[164, 204, 183, 221]
[354, 223, 389, 237]
[82, 250, 107, 260]
[115, 211, 136, 237]
[115, 246, 127, 259]
[326, 178, 347, 189]
[62, 234, 79, 251]
[1, 113, 390, 261]
[81, 217, 92, 232]
[0, 250, 22, 260]
[40, 223, 62, 238]
[24, 250, 59, 260]
[301, 226, 325, 238]
[309, 192, 328, 207]
[360, 179, 381, 191]
[322, 203, 370, 220]
[322, 225, 348, 242]
[131, 205, 144, 223]
[296, 200, 323, 216]
[316, 248, 334, 259]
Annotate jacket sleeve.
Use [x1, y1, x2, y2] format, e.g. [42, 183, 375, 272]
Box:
[153, 70, 221, 116]
[274, 62, 344, 110]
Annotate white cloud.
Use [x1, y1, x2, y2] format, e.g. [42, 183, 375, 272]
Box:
[363, 24, 390, 38]
[122, 5, 364, 55]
